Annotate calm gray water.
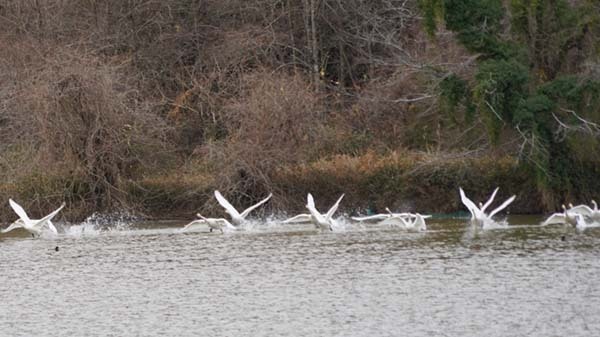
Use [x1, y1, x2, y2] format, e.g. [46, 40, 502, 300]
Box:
[1, 216, 600, 336]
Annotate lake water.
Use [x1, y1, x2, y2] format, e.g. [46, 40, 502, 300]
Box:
[1, 216, 599, 336]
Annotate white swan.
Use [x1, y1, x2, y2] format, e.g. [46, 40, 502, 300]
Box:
[214, 190, 272, 226]
[352, 208, 413, 222]
[353, 208, 430, 230]
[568, 200, 600, 223]
[543, 204, 582, 227]
[283, 193, 344, 231]
[459, 187, 516, 228]
[182, 214, 236, 233]
[1, 199, 65, 237]
[380, 213, 428, 231]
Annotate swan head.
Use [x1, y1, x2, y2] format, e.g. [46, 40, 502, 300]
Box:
[568, 203, 574, 209]
[592, 200, 597, 209]
[561, 204, 567, 212]
[478, 202, 483, 209]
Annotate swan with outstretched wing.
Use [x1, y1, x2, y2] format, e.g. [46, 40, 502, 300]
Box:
[283, 193, 344, 231]
[2, 199, 65, 237]
[459, 187, 515, 229]
[214, 190, 272, 226]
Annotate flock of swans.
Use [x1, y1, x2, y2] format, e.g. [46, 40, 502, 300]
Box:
[1, 188, 599, 238]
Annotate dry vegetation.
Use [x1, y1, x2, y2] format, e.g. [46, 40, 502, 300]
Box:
[0, 0, 597, 221]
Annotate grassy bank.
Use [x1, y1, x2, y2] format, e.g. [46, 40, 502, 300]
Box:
[0, 151, 542, 222]
[272, 152, 540, 215]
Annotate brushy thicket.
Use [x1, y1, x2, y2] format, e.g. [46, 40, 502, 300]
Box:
[0, 0, 598, 221]
[273, 152, 538, 215]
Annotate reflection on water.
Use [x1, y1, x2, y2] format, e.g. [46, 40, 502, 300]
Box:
[1, 216, 600, 336]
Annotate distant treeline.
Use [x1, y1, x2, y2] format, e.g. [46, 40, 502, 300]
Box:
[0, 0, 598, 220]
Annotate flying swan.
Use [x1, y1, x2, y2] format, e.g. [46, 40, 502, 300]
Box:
[214, 190, 272, 226]
[283, 193, 344, 231]
[352, 208, 413, 222]
[459, 187, 515, 229]
[542, 204, 594, 230]
[353, 208, 430, 231]
[182, 214, 236, 233]
[382, 213, 429, 231]
[1, 199, 65, 237]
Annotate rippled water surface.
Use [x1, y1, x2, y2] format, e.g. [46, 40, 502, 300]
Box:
[1, 217, 600, 336]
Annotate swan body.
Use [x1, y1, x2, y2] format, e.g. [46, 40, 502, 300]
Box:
[572, 213, 600, 231]
[283, 193, 344, 231]
[214, 190, 272, 226]
[1, 199, 65, 236]
[459, 187, 515, 229]
[568, 200, 600, 223]
[182, 214, 236, 233]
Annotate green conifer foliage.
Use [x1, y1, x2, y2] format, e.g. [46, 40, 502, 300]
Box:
[421, 0, 600, 208]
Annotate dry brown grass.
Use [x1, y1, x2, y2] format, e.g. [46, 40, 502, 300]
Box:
[273, 151, 540, 214]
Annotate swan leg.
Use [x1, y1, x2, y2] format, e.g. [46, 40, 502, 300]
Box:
[209, 228, 213, 233]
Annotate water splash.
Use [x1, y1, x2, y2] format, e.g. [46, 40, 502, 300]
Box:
[63, 211, 139, 237]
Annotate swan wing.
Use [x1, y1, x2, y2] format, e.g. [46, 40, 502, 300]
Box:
[46, 220, 58, 234]
[379, 216, 408, 227]
[489, 195, 516, 218]
[575, 214, 588, 230]
[305, 193, 327, 223]
[569, 205, 593, 216]
[214, 190, 241, 219]
[240, 193, 272, 218]
[392, 212, 414, 218]
[283, 214, 312, 223]
[34, 202, 66, 228]
[480, 187, 499, 213]
[1, 221, 24, 234]
[326, 194, 345, 220]
[182, 219, 207, 230]
[306, 193, 316, 210]
[459, 188, 478, 217]
[542, 213, 565, 226]
[351, 214, 389, 222]
[9, 199, 31, 223]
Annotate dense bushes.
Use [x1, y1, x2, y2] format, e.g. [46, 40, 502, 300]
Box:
[423, 0, 600, 209]
[273, 152, 538, 214]
[0, 1, 598, 221]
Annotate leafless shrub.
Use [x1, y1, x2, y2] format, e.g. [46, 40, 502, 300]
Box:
[1, 45, 171, 215]
[199, 69, 329, 210]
